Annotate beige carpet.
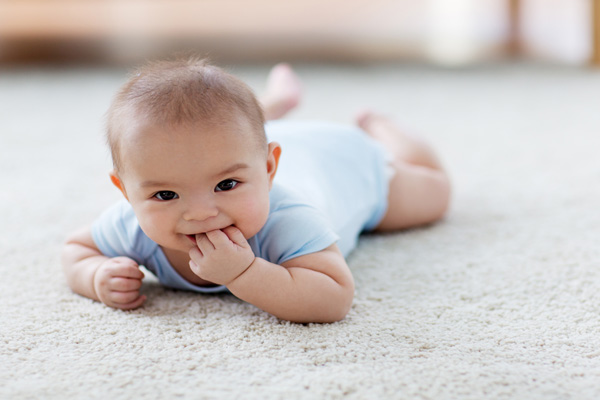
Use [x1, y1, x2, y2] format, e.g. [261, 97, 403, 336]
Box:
[2, 62, 600, 399]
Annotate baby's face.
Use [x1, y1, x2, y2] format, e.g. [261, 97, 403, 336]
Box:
[115, 117, 279, 254]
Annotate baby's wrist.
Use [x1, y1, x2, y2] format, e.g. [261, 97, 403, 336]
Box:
[227, 256, 257, 286]
[90, 259, 107, 294]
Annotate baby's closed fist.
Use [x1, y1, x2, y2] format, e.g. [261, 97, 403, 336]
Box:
[93, 257, 146, 310]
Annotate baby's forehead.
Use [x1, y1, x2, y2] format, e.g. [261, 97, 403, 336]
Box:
[116, 116, 267, 176]
[120, 114, 263, 151]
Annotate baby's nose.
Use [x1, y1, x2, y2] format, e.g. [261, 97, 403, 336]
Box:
[182, 199, 218, 221]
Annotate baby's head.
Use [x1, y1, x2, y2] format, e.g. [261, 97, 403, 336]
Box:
[105, 57, 281, 252]
[106, 56, 266, 172]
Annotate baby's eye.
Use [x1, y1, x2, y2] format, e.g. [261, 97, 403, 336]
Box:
[153, 191, 179, 201]
[215, 179, 238, 192]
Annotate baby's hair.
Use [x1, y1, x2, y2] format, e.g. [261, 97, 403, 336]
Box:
[105, 56, 266, 171]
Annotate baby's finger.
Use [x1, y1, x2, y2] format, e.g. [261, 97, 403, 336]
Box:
[222, 226, 248, 247]
[189, 246, 203, 262]
[110, 264, 144, 279]
[113, 294, 147, 310]
[189, 259, 201, 276]
[112, 257, 139, 268]
[205, 229, 230, 248]
[108, 290, 143, 305]
[195, 233, 215, 252]
[109, 277, 143, 292]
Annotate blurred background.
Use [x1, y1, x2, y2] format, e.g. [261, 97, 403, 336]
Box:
[0, 0, 596, 67]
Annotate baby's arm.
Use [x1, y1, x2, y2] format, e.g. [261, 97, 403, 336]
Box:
[188, 227, 354, 323]
[228, 245, 354, 323]
[61, 227, 146, 310]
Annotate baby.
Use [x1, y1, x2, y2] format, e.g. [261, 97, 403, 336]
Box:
[62, 57, 450, 323]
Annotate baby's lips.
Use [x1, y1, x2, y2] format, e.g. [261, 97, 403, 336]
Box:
[186, 234, 197, 244]
[186, 226, 235, 243]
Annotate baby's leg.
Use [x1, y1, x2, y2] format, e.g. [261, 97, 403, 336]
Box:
[356, 111, 451, 231]
[260, 63, 302, 121]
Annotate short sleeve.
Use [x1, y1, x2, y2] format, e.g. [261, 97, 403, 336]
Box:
[253, 201, 340, 265]
[91, 200, 158, 267]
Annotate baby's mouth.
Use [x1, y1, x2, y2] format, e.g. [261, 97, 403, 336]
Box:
[186, 226, 235, 244]
[186, 234, 197, 244]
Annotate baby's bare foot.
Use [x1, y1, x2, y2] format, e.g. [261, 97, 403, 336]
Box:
[356, 109, 442, 169]
[261, 63, 302, 120]
[355, 110, 405, 152]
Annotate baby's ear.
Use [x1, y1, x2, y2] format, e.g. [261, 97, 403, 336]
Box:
[266, 142, 281, 188]
[109, 171, 128, 200]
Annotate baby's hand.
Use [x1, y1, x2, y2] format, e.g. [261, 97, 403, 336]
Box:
[188, 226, 256, 286]
[93, 257, 147, 310]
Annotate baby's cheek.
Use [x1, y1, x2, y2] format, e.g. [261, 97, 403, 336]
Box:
[136, 211, 174, 246]
[239, 197, 269, 238]
[137, 219, 162, 243]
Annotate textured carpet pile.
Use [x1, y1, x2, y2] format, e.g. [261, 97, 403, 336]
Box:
[1, 63, 600, 399]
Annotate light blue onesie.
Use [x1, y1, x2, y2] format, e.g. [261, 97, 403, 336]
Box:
[92, 120, 390, 293]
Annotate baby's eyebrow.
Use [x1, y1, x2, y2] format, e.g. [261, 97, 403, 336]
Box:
[139, 163, 250, 188]
[140, 180, 172, 188]
[216, 163, 249, 177]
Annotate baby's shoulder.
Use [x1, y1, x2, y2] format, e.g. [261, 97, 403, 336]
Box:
[251, 184, 338, 265]
[92, 200, 158, 261]
[263, 184, 332, 235]
[267, 184, 318, 213]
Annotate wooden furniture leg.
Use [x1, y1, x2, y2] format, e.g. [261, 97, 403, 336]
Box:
[592, 0, 600, 65]
[507, 0, 521, 56]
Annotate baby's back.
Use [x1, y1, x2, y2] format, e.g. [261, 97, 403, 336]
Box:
[265, 120, 389, 256]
